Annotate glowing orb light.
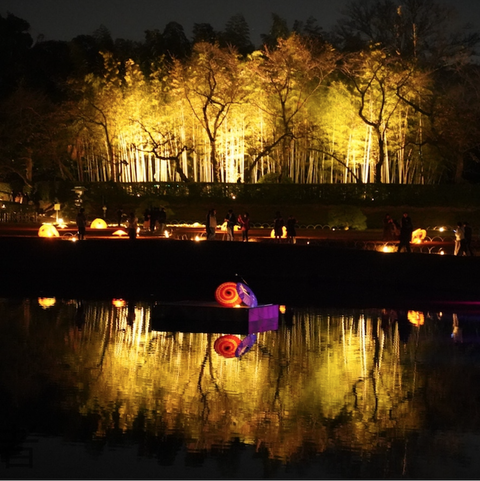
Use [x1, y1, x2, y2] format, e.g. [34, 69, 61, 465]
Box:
[38, 224, 60, 237]
[112, 298, 126, 308]
[38, 297, 56, 309]
[90, 218, 107, 229]
[279, 305, 286, 314]
[412, 228, 427, 244]
[408, 310, 425, 326]
[215, 282, 241, 307]
[214, 335, 241, 358]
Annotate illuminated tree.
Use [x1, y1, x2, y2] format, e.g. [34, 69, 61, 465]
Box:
[171, 42, 248, 182]
[247, 34, 337, 181]
[341, 47, 425, 183]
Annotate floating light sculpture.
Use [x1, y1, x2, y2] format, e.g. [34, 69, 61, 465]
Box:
[215, 282, 241, 307]
[38, 224, 60, 237]
[236, 282, 258, 307]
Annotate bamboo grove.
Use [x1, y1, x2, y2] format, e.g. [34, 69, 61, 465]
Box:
[2, 0, 480, 188]
[71, 40, 469, 186]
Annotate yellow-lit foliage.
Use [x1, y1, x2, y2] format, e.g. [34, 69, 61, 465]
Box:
[73, 41, 432, 185]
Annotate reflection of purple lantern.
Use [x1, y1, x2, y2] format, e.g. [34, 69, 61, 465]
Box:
[235, 334, 257, 357]
[236, 282, 258, 308]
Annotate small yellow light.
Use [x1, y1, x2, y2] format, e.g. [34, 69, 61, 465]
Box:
[112, 229, 127, 236]
[112, 299, 126, 308]
[38, 297, 56, 309]
[279, 305, 286, 314]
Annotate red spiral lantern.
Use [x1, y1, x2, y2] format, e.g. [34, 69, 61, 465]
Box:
[215, 282, 241, 307]
[214, 335, 241, 358]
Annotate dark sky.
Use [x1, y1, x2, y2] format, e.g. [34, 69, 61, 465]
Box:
[1, 0, 479, 46]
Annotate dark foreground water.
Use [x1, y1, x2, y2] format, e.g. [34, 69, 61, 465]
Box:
[1, 298, 480, 479]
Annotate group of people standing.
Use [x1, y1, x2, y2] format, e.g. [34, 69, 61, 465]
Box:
[205, 209, 297, 243]
[384, 212, 475, 255]
[206, 209, 251, 242]
[143, 206, 167, 234]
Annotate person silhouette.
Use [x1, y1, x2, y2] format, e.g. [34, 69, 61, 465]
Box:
[76, 208, 87, 240]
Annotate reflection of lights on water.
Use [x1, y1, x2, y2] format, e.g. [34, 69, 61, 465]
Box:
[112, 298, 127, 308]
[408, 310, 424, 326]
[38, 297, 56, 309]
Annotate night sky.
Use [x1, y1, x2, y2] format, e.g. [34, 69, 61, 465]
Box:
[1, 0, 480, 46]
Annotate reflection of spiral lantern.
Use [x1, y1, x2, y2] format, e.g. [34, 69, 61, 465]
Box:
[214, 335, 241, 358]
[408, 310, 424, 326]
[215, 282, 241, 307]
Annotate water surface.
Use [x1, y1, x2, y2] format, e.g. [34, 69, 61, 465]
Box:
[1, 298, 480, 479]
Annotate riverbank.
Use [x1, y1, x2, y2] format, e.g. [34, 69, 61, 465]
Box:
[1, 236, 479, 311]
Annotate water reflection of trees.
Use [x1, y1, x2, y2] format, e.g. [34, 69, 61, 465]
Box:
[4, 299, 480, 470]
[59, 302, 427, 460]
